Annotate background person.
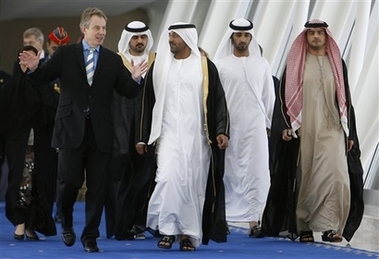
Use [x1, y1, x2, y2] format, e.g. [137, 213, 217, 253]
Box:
[261, 19, 364, 243]
[213, 18, 275, 237]
[111, 20, 155, 240]
[1, 45, 57, 241]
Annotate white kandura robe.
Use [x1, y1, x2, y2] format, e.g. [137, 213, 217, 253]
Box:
[146, 55, 211, 247]
[215, 55, 275, 222]
[296, 54, 350, 235]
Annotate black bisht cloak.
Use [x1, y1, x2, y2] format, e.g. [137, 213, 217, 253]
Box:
[114, 59, 229, 245]
[261, 60, 364, 242]
[1, 61, 56, 236]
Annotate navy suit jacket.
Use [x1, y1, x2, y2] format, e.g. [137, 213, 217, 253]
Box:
[28, 43, 141, 153]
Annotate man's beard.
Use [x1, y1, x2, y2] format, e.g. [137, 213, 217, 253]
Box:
[235, 43, 248, 52]
[308, 42, 325, 51]
[169, 43, 177, 54]
[132, 44, 146, 54]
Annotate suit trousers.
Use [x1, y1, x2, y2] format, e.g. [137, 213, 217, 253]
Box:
[57, 118, 111, 242]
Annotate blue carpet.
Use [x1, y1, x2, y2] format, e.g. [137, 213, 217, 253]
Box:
[0, 202, 377, 259]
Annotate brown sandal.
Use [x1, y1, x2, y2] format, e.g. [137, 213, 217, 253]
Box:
[299, 230, 314, 243]
[157, 235, 175, 249]
[180, 238, 195, 251]
[321, 230, 342, 242]
[249, 225, 263, 238]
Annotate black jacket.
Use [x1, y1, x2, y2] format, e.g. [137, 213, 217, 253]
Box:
[27, 43, 141, 154]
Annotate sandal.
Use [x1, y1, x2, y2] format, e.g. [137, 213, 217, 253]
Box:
[299, 230, 314, 243]
[249, 225, 263, 238]
[134, 233, 146, 240]
[157, 235, 175, 249]
[321, 230, 342, 242]
[180, 238, 195, 251]
[25, 229, 39, 241]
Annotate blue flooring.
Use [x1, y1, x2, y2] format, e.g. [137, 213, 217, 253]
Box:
[0, 202, 377, 259]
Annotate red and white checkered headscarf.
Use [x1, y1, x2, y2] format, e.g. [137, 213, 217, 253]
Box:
[285, 19, 348, 136]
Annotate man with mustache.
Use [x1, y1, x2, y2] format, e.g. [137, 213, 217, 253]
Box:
[262, 19, 364, 244]
[106, 21, 155, 240]
[135, 22, 229, 251]
[213, 18, 275, 237]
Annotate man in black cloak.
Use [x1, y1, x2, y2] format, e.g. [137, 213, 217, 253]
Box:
[261, 19, 364, 243]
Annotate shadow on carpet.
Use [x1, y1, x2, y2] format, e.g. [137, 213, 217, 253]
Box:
[0, 202, 377, 259]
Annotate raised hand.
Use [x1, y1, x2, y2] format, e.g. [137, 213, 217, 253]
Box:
[19, 50, 41, 71]
[131, 59, 148, 82]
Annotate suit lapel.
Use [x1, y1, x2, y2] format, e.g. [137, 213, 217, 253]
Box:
[75, 43, 87, 81]
[93, 46, 106, 83]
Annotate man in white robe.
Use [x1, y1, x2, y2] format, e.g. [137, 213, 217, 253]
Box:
[213, 18, 275, 237]
[135, 23, 230, 251]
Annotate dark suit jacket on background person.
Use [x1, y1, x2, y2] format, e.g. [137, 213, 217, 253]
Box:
[25, 42, 142, 243]
[0, 69, 12, 86]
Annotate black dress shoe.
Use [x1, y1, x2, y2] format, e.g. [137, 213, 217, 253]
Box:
[61, 227, 76, 247]
[83, 240, 100, 253]
[14, 233, 25, 240]
[26, 230, 39, 241]
[54, 213, 62, 223]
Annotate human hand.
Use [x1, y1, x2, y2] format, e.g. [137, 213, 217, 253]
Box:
[131, 59, 148, 82]
[135, 143, 147, 155]
[266, 128, 271, 137]
[19, 50, 40, 71]
[216, 134, 228, 149]
[282, 129, 293, 141]
[347, 140, 354, 152]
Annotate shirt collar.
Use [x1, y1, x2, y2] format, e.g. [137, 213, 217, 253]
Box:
[82, 39, 100, 52]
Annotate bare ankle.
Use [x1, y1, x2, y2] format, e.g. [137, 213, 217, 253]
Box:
[15, 223, 25, 234]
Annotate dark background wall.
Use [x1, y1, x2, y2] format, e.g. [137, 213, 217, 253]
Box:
[0, 8, 149, 74]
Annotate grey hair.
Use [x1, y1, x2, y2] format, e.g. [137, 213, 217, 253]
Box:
[79, 7, 107, 29]
[23, 27, 44, 42]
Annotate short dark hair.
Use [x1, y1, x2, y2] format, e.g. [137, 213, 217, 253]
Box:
[17, 45, 38, 61]
[19, 45, 38, 55]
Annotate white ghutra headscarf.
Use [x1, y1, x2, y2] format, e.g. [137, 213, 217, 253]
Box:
[213, 18, 261, 61]
[117, 21, 154, 57]
[148, 22, 201, 144]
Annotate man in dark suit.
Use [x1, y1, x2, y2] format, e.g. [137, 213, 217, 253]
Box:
[19, 7, 148, 253]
